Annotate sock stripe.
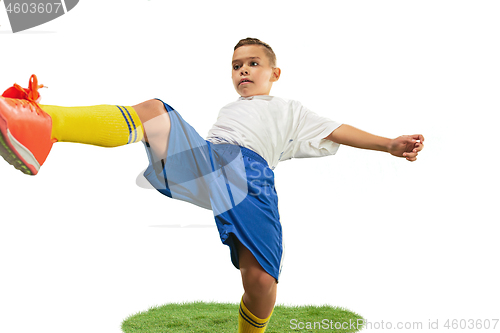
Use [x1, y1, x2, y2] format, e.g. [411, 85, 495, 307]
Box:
[239, 303, 268, 328]
[122, 106, 139, 143]
[116, 105, 133, 144]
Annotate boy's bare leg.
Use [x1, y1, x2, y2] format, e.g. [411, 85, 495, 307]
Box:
[133, 99, 171, 160]
[238, 241, 277, 319]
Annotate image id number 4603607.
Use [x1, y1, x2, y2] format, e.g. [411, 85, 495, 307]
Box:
[6, 2, 62, 14]
[442, 319, 498, 330]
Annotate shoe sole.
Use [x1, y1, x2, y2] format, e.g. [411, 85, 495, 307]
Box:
[0, 114, 40, 175]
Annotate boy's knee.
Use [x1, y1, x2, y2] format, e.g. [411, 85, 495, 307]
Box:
[133, 99, 167, 124]
[134, 100, 171, 161]
[242, 268, 276, 297]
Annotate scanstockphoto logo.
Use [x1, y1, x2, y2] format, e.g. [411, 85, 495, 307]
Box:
[2, 0, 78, 33]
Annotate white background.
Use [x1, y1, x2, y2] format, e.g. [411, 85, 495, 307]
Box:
[0, 1, 499, 332]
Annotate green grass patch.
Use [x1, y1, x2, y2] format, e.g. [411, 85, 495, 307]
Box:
[122, 301, 364, 333]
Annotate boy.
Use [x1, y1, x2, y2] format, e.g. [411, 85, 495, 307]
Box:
[0, 38, 424, 332]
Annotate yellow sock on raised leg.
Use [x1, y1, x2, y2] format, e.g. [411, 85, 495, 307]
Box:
[238, 298, 273, 333]
[40, 104, 143, 147]
[0, 74, 145, 175]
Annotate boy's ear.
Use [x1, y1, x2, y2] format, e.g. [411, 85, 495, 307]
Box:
[270, 67, 281, 82]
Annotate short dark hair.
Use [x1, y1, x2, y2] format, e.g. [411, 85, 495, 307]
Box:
[234, 37, 277, 67]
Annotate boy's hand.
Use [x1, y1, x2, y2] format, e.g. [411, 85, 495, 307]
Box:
[388, 134, 425, 161]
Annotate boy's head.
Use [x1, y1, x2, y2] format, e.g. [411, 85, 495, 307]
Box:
[232, 38, 281, 97]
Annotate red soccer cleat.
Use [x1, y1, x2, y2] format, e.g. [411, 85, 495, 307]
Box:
[0, 75, 55, 175]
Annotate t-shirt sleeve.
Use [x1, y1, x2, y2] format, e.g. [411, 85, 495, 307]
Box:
[291, 102, 343, 159]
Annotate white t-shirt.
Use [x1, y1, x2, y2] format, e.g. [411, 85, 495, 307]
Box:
[206, 95, 342, 170]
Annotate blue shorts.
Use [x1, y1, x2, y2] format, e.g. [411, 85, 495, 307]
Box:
[142, 99, 283, 281]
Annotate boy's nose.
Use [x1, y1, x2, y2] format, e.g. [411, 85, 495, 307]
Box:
[240, 66, 249, 75]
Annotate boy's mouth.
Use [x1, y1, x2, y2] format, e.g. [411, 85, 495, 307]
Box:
[239, 78, 252, 85]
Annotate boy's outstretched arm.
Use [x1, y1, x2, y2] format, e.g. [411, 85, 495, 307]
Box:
[324, 124, 424, 161]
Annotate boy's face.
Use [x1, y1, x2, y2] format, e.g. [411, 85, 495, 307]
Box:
[232, 45, 280, 97]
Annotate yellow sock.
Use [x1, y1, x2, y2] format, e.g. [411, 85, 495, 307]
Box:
[39, 104, 143, 147]
[238, 298, 273, 333]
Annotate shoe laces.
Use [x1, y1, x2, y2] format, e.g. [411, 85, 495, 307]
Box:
[2, 74, 45, 104]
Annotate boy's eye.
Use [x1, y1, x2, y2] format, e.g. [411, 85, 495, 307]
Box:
[232, 62, 257, 70]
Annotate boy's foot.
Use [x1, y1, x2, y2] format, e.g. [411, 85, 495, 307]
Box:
[0, 75, 55, 175]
